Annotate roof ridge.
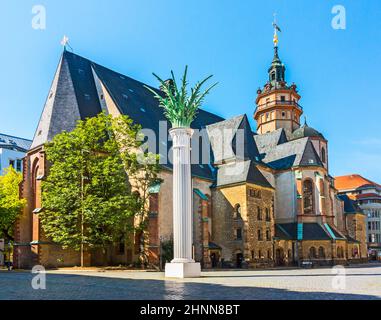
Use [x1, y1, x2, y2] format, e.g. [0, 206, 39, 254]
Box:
[0, 133, 32, 142]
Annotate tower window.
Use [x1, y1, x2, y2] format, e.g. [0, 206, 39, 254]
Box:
[234, 204, 241, 219]
[257, 229, 262, 241]
[321, 147, 326, 163]
[236, 228, 242, 240]
[271, 72, 275, 81]
[280, 95, 285, 102]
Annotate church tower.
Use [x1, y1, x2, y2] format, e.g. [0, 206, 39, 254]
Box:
[254, 22, 303, 137]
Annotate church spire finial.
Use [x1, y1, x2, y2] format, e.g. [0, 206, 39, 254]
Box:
[272, 13, 281, 48]
[60, 35, 73, 52]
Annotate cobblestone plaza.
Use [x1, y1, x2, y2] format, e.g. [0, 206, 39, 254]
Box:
[1, 264, 380, 300]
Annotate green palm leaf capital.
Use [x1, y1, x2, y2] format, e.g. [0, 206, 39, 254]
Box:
[145, 66, 217, 128]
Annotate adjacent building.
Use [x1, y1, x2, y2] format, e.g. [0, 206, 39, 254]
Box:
[14, 39, 368, 268]
[335, 174, 381, 259]
[0, 133, 31, 175]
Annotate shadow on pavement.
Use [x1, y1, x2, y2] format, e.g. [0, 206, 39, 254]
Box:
[0, 272, 379, 300]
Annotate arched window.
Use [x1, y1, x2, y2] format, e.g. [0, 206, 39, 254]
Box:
[318, 246, 325, 259]
[234, 204, 241, 219]
[337, 247, 344, 258]
[258, 250, 262, 259]
[309, 247, 317, 259]
[257, 207, 262, 220]
[288, 249, 293, 261]
[303, 179, 314, 214]
[321, 147, 326, 164]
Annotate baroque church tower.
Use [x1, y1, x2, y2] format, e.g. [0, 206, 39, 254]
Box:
[254, 25, 302, 137]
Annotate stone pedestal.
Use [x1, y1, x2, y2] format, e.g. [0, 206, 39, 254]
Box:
[165, 127, 201, 278]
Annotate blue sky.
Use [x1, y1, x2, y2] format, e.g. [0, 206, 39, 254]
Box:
[1, 0, 380, 182]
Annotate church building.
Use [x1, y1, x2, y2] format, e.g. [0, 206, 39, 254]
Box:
[14, 32, 367, 269]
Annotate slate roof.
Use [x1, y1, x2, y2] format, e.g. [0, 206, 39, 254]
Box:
[214, 160, 273, 189]
[338, 194, 364, 214]
[254, 128, 287, 155]
[32, 51, 224, 180]
[0, 133, 32, 152]
[206, 114, 260, 164]
[275, 223, 345, 241]
[258, 136, 323, 170]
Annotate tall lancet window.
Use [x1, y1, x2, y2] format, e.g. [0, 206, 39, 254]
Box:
[321, 147, 326, 164]
[303, 179, 314, 215]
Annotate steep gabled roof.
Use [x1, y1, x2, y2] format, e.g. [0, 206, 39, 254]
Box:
[206, 114, 261, 165]
[258, 136, 323, 170]
[31, 51, 225, 180]
[254, 128, 287, 155]
[214, 160, 273, 189]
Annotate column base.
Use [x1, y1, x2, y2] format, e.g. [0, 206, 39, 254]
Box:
[165, 262, 201, 278]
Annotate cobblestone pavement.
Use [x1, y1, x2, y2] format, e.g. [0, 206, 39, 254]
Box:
[1, 264, 381, 300]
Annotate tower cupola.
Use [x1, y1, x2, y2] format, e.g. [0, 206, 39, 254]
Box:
[254, 19, 303, 138]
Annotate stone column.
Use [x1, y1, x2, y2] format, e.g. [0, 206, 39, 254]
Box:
[165, 127, 201, 278]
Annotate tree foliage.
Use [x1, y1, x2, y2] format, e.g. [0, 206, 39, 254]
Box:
[0, 167, 25, 241]
[40, 113, 160, 253]
[145, 66, 217, 128]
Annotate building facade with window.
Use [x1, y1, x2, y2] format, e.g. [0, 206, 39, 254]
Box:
[14, 40, 368, 268]
[0, 133, 32, 175]
[335, 174, 381, 259]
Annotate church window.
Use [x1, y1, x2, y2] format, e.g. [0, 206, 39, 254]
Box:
[257, 207, 263, 220]
[282, 111, 286, 118]
[236, 228, 242, 240]
[280, 95, 285, 102]
[265, 208, 271, 221]
[257, 229, 262, 241]
[309, 247, 317, 259]
[318, 246, 325, 259]
[321, 147, 326, 163]
[337, 247, 344, 258]
[234, 204, 241, 219]
[266, 229, 271, 241]
[303, 179, 314, 215]
[271, 72, 275, 81]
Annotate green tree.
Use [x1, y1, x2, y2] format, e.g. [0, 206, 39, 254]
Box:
[41, 113, 160, 266]
[0, 167, 25, 241]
